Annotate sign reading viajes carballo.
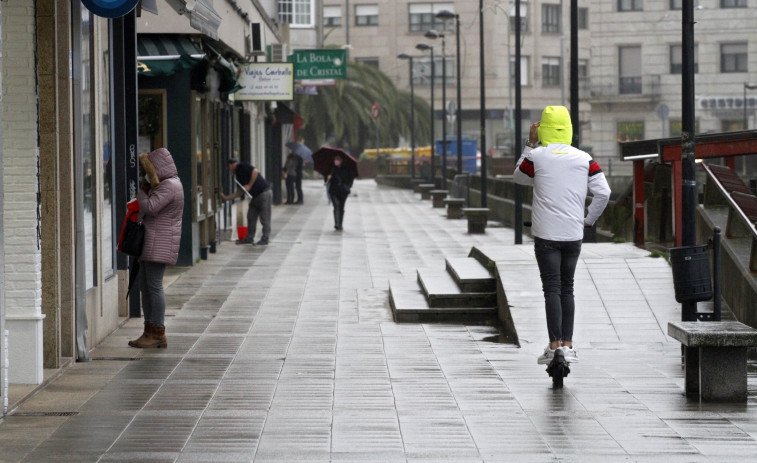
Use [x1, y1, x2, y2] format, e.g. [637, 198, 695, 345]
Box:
[290, 49, 347, 80]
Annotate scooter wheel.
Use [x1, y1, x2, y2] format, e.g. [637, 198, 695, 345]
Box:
[552, 364, 565, 388]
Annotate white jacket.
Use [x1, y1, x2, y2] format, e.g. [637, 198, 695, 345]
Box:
[513, 143, 611, 241]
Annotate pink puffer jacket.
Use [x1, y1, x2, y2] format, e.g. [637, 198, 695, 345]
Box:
[137, 148, 184, 265]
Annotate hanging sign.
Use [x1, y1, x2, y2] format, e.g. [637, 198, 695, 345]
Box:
[236, 63, 294, 101]
[81, 0, 140, 18]
[290, 49, 347, 80]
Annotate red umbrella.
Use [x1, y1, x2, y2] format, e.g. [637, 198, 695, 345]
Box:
[312, 146, 359, 178]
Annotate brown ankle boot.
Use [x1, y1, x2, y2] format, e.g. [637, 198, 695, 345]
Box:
[128, 324, 167, 349]
[128, 322, 153, 348]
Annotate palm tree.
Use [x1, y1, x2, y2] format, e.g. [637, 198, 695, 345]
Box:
[294, 61, 431, 156]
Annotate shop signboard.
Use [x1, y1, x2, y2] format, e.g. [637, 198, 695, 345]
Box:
[81, 0, 140, 18]
[290, 49, 347, 80]
[236, 63, 294, 101]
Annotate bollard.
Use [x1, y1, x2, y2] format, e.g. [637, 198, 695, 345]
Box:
[710, 227, 722, 322]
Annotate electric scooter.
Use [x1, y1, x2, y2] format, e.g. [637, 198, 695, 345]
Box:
[546, 348, 571, 388]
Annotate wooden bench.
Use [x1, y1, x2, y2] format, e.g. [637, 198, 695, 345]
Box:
[462, 208, 490, 234]
[418, 184, 435, 200]
[668, 321, 757, 402]
[444, 198, 465, 219]
[429, 190, 448, 208]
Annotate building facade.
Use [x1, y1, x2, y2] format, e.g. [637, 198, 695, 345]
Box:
[320, 1, 592, 160]
[589, 0, 757, 176]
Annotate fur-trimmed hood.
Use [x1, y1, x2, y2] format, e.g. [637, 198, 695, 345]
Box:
[140, 148, 178, 188]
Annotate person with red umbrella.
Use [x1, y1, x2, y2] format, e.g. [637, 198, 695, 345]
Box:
[325, 153, 355, 231]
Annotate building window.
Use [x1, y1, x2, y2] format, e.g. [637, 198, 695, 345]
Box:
[670, 44, 698, 74]
[323, 5, 342, 27]
[578, 59, 589, 93]
[542, 56, 561, 87]
[510, 56, 530, 86]
[578, 8, 588, 29]
[617, 121, 644, 143]
[356, 4, 379, 26]
[356, 57, 379, 68]
[412, 56, 455, 85]
[670, 0, 682, 9]
[670, 120, 700, 136]
[408, 3, 454, 33]
[618, 0, 643, 11]
[721, 0, 746, 8]
[279, 0, 314, 27]
[721, 43, 747, 73]
[619, 46, 642, 94]
[509, 1, 529, 34]
[542, 4, 561, 34]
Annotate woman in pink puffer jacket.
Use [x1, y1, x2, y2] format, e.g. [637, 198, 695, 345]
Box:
[128, 148, 184, 349]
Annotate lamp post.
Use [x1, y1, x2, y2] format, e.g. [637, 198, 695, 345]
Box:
[436, 9, 462, 176]
[398, 53, 416, 179]
[478, 0, 487, 207]
[416, 42, 435, 184]
[744, 83, 757, 129]
[426, 29, 447, 189]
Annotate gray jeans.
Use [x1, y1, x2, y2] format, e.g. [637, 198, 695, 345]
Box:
[244, 188, 272, 242]
[534, 237, 582, 343]
[139, 261, 167, 327]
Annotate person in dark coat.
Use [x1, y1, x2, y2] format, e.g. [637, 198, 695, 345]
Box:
[129, 148, 184, 349]
[326, 153, 355, 230]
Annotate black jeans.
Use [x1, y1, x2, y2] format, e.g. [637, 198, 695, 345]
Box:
[285, 176, 296, 203]
[331, 192, 347, 227]
[534, 237, 582, 343]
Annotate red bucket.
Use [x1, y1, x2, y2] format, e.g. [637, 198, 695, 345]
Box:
[237, 226, 248, 241]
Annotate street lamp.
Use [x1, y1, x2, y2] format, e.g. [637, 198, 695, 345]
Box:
[744, 83, 757, 129]
[398, 53, 416, 179]
[436, 9, 462, 176]
[425, 29, 447, 189]
[478, 0, 487, 208]
[416, 42, 435, 184]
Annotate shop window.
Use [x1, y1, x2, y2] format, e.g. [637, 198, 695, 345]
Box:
[669, 120, 700, 136]
[138, 91, 167, 154]
[99, 18, 115, 279]
[617, 121, 644, 142]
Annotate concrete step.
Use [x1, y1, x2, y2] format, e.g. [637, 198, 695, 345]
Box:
[416, 269, 497, 308]
[388, 279, 496, 324]
[445, 257, 496, 293]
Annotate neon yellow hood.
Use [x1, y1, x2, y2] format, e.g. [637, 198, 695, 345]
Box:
[537, 106, 573, 146]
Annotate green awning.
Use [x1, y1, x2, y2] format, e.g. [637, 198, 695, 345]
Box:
[137, 35, 204, 77]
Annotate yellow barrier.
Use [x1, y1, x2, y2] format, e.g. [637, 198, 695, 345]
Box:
[361, 146, 432, 159]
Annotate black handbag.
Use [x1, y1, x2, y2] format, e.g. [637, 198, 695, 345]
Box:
[118, 218, 145, 257]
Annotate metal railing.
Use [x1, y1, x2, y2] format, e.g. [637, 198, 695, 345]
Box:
[702, 162, 757, 273]
[588, 74, 661, 100]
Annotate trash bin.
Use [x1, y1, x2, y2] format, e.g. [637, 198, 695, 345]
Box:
[669, 244, 712, 303]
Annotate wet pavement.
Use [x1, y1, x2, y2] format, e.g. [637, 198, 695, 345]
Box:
[0, 179, 756, 462]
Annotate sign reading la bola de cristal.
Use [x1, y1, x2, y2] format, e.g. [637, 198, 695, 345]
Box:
[290, 49, 347, 80]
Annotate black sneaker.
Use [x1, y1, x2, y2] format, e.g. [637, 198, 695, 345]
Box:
[255, 238, 269, 245]
[235, 239, 254, 245]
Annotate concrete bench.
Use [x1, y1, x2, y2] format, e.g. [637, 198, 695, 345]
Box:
[668, 321, 757, 402]
[444, 198, 466, 219]
[418, 184, 435, 200]
[411, 178, 426, 193]
[462, 208, 490, 234]
[430, 190, 448, 208]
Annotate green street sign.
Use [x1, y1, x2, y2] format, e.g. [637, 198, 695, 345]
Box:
[290, 49, 347, 80]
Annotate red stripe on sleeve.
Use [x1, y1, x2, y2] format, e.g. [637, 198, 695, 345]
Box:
[519, 159, 535, 178]
[588, 160, 603, 177]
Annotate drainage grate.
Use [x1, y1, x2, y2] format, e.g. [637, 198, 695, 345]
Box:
[12, 411, 79, 417]
[91, 357, 143, 361]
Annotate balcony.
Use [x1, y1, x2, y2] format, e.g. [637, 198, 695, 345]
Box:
[588, 74, 661, 104]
